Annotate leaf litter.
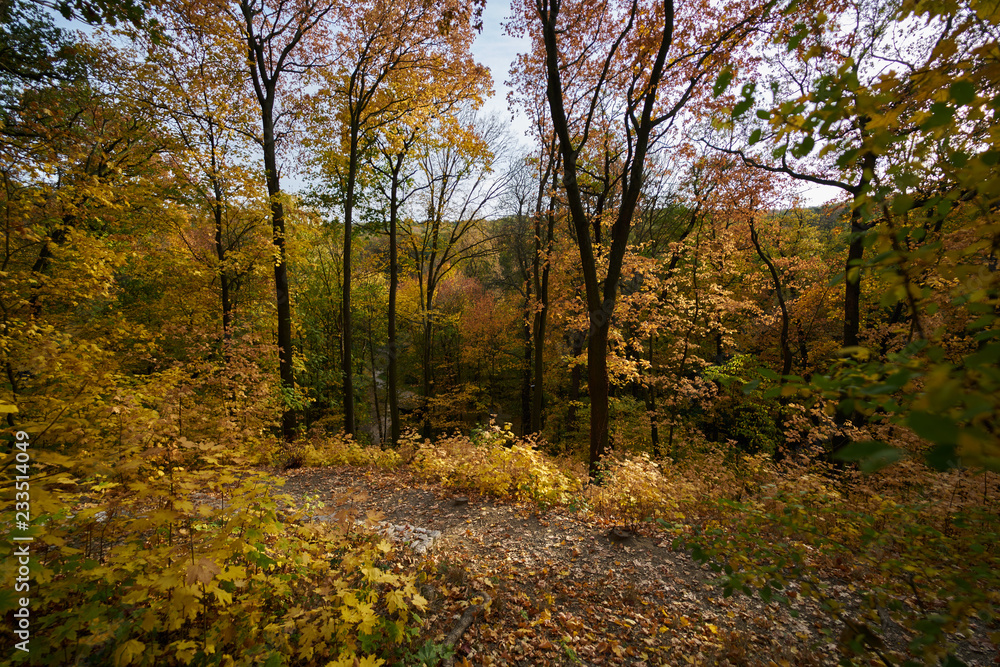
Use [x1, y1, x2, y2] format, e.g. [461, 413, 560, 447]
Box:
[272, 465, 849, 666]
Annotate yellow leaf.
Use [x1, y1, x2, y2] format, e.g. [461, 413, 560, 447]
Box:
[358, 656, 385, 667]
[114, 639, 145, 666]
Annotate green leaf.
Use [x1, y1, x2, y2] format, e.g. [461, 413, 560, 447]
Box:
[949, 80, 976, 106]
[756, 109, 771, 120]
[749, 128, 762, 145]
[787, 23, 808, 50]
[964, 341, 1000, 367]
[713, 68, 734, 97]
[834, 441, 905, 473]
[758, 368, 779, 381]
[732, 83, 757, 117]
[733, 97, 754, 117]
[921, 102, 955, 130]
[792, 135, 815, 157]
[907, 411, 958, 446]
[925, 443, 959, 471]
[891, 193, 914, 214]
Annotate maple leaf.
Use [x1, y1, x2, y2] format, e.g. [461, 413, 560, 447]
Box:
[185, 557, 221, 586]
[113, 639, 145, 666]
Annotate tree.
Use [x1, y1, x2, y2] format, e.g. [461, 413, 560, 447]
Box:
[231, 0, 336, 440]
[704, 0, 976, 349]
[133, 9, 264, 352]
[512, 0, 772, 476]
[310, 0, 487, 436]
[407, 111, 510, 435]
[490, 144, 561, 436]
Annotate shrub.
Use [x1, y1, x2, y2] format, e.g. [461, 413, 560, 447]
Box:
[0, 438, 424, 666]
[671, 454, 1000, 666]
[411, 421, 581, 505]
[283, 432, 402, 470]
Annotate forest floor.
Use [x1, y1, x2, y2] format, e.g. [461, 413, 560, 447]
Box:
[265, 465, 858, 667]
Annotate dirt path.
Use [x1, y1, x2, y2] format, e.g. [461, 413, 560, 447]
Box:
[268, 465, 856, 666]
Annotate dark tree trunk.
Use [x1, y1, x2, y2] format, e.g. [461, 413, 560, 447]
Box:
[210, 174, 232, 355]
[262, 111, 296, 441]
[521, 299, 532, 437]
[647, 333, 659, 457]
[587, 321, 611, 478]
[844, 213, 865, 348]
[341, 126, 360, 436]
[387, 155, 402, 446]
[568, 331, 583, 431]
[749, 218, 793, 376]
[421, 291, 434, 439]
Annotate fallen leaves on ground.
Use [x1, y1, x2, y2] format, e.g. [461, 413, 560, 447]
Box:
[271, 465, 842, 666]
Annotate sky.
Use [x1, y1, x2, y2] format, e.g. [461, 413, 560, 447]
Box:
[472, 0, 534, 150]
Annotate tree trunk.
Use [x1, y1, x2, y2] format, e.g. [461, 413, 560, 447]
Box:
[211, 175, 232, 354]
[262, 109, 296, 441]
[521, 299, 532, 437]
[387, 156, 402, 447]
[568, 330, 583, 431]
[530, 308, 547, 433]
[587, 320, 611, 479]
[421, 290, 434, 438]
[647, 333, 659, 457]
[749, 218, 792, 376]
[342, 126, 360, 436]
[844, 213, 864, 348]
[530, 190, 557, 434]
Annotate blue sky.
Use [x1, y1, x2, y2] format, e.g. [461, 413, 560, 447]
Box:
[473, 0, 533, 149]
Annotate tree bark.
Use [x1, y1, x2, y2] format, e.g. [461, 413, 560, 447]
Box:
[262, 109, 296, 441]
[647, 333, 659, 457]
[749, 218, 793, 376]
[587, 319, 611, 478]
[342, 125, 360, 436]
[387, 154, 402, 447]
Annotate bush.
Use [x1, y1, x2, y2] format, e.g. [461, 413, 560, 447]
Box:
[282, 432, 402, 470]
[411, 421, 581, 505]
[671, 454, 1000, 666]
[0, 439, 424, 666]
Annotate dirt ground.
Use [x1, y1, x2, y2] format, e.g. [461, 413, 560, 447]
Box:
[267, 466, 870, 666]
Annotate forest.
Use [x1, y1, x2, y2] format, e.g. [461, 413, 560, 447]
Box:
[1, 0, 998, 664]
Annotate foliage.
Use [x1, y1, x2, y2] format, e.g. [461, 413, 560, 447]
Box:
[591, 453, 683, 531]
[673, 453, 1000, 665]
[0, 437, 426, 666]
[411, 421, 582, 505]
[283, 431, 403, 470]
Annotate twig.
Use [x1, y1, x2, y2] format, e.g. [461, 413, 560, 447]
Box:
[442, 591, 492, 667]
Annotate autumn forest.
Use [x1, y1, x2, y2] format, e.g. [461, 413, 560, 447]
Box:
[1, 0, 999, 664]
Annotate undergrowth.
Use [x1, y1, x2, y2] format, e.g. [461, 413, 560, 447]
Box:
[291, 426, 1000, 665]
[11, 409, 995, 666]
[0, 437, 425, 666]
